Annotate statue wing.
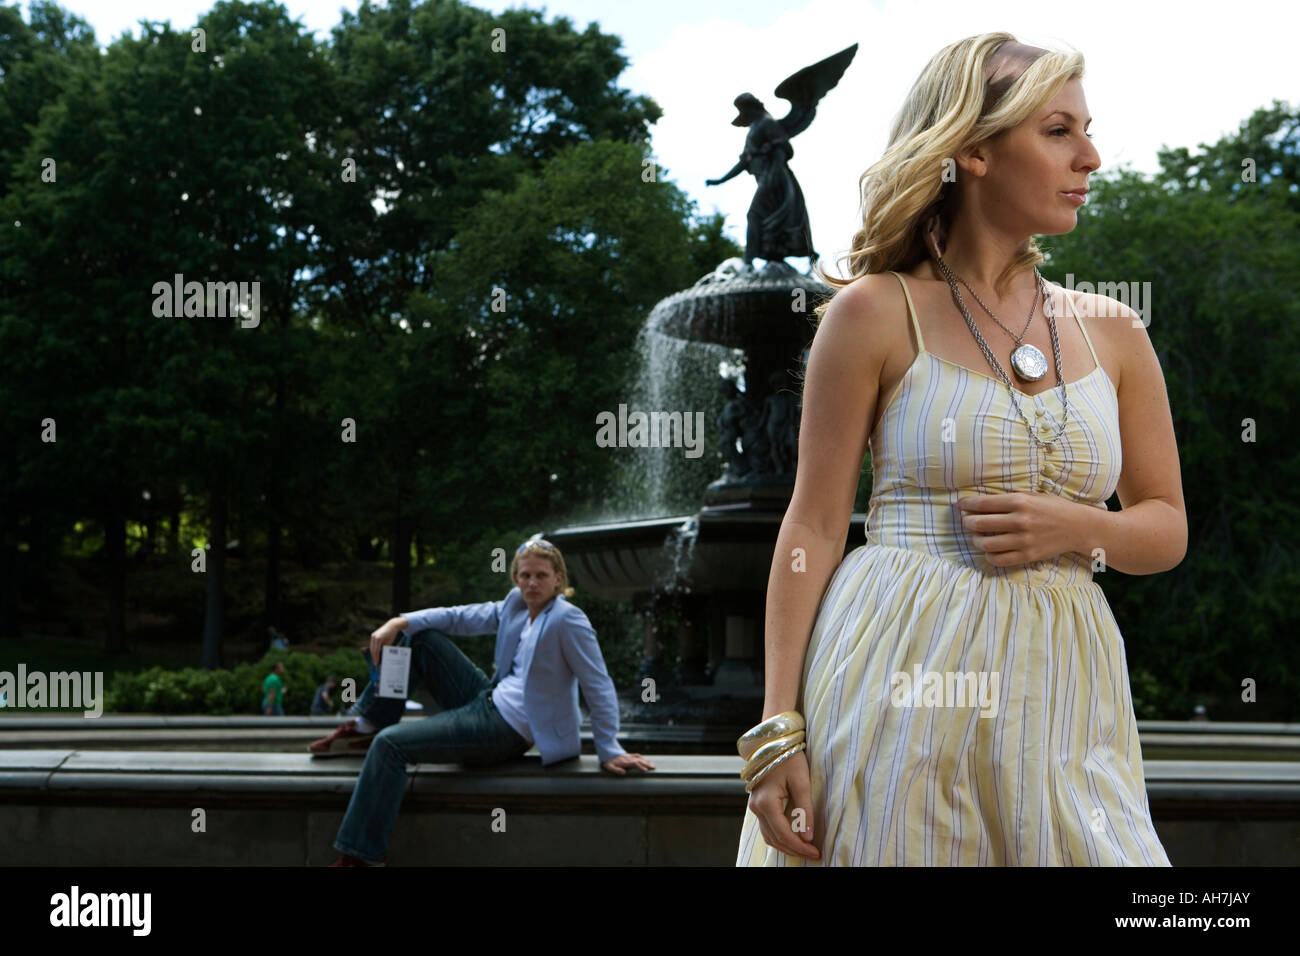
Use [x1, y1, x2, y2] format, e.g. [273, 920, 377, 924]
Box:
[774, 43, 858, 138]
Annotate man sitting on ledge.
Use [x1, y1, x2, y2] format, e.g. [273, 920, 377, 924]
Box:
[310, 535, 655, 866]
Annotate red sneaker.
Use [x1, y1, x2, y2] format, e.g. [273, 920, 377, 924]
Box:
[328, 854, 387, 867]
[309, 719, 376, 757]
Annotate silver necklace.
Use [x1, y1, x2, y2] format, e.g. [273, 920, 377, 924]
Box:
[954, 275, 1043, 381]
[933, 257, 1071, 450]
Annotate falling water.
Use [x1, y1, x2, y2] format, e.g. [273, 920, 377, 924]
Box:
[560, 260, 817, 527]
[584, 305, 743, 523]
[661, 515, 700, 593]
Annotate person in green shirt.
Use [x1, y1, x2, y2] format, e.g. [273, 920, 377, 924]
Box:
[263, 662, 286, 716]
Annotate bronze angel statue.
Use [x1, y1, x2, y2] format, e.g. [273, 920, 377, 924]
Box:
[706, 44, 857, 266]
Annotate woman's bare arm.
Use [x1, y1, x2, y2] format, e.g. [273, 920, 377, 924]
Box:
[1069, 296, 1187, 574]
[760, 274, 895, 719]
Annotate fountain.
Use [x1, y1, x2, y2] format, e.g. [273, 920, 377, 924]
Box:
[550, 45, 858, 726]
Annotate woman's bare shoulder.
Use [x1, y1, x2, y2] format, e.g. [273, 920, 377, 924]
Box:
[792, 273, 909, 536]
[818, 272, 909, 345]
[1062, 287, 1140, 388]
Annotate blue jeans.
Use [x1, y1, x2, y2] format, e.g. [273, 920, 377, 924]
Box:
[332, 629, 531, 863]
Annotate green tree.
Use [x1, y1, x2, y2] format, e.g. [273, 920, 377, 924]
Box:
[0, 1, 100, 638]
[309, 0, 664, 614]
[408, 140, 738, 588]
[0, 1, 333, 664]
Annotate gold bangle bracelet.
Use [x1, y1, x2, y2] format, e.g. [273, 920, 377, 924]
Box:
[744, 742, 807, 793]
[736, 710, 805, 761]
[740, 731, 806, 782]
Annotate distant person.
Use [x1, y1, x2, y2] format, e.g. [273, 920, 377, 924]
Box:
[309, 535, 655, 866]
[268, 626, 289, 650]
[311, 677, 337, 716]
[263, 661, 286, 716]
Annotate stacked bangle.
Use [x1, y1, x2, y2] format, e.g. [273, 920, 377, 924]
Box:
[745, 743, 806, 793]
[739, 731, 806, 782]
[737, 710, 804, 761]
[736, 709, 807, 792]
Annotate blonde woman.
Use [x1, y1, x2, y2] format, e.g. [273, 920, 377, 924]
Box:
[313, 536, 654, 865]
[736, 33, 1185, 866]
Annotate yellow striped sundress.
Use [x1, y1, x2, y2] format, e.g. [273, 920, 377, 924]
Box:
[736, 270, 1170, 866]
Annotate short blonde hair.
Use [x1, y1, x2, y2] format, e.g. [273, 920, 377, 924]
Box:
[816, 31, 1085, 317]
[510, 539, 575, 599]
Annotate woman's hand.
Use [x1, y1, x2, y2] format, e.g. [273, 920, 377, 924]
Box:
[748, 749, 820, 861]
[368, 619, 404, 668]
[958, 491, 1088, 567]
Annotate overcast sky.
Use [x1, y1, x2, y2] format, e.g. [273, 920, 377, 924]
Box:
[45, 0, 1297, 278]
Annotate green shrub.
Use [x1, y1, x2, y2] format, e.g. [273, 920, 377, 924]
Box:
[1129, 666, 1171, 721]
[106, 650, 370, 716]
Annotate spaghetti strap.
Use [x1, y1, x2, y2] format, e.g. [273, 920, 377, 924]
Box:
[888, 271, 925, 352]
[1060, 286, 1102, 370]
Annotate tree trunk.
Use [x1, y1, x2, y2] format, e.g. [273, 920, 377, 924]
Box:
[265, 511, 281, 651]
[168, 489, 182, 556]
[356, 533, 380, 562]
[264, 371, 285, 651]
[105, 505, 128, 654]
[201, 475, 228, 670]
[29, 515, 51, 637]
[393, 507, 413, 618]
[0, 514, 19, 638]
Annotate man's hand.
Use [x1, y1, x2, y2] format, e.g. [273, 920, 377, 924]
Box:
[369, 619, 404, 667]
[602, 753, 656, 774]
[957, 491, 1090, 567]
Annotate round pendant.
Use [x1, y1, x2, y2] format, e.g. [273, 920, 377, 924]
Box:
[1011, 344, 1048, 381]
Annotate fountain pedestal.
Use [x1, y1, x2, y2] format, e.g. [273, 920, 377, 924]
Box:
[552, 260, 832, 720]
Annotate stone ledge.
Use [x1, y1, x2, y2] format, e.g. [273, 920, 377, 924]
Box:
[3, 751, 1300, 864]
[3, 750, 1300, 811]
[6, 716, 1296, 732]
[4, 719, 1300, 762]
[0, 718, 746, 754]
[0, 751, 745, 812]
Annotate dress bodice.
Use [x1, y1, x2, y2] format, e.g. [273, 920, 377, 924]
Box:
[865, 271, 1122, 588]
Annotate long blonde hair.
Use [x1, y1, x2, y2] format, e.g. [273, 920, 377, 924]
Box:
[814, 32, 1084, 320]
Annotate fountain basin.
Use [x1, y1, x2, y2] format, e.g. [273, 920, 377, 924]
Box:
[550, 509, 791, 602]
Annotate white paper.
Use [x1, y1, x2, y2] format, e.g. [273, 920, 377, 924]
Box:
[377, 645, 411, 699]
